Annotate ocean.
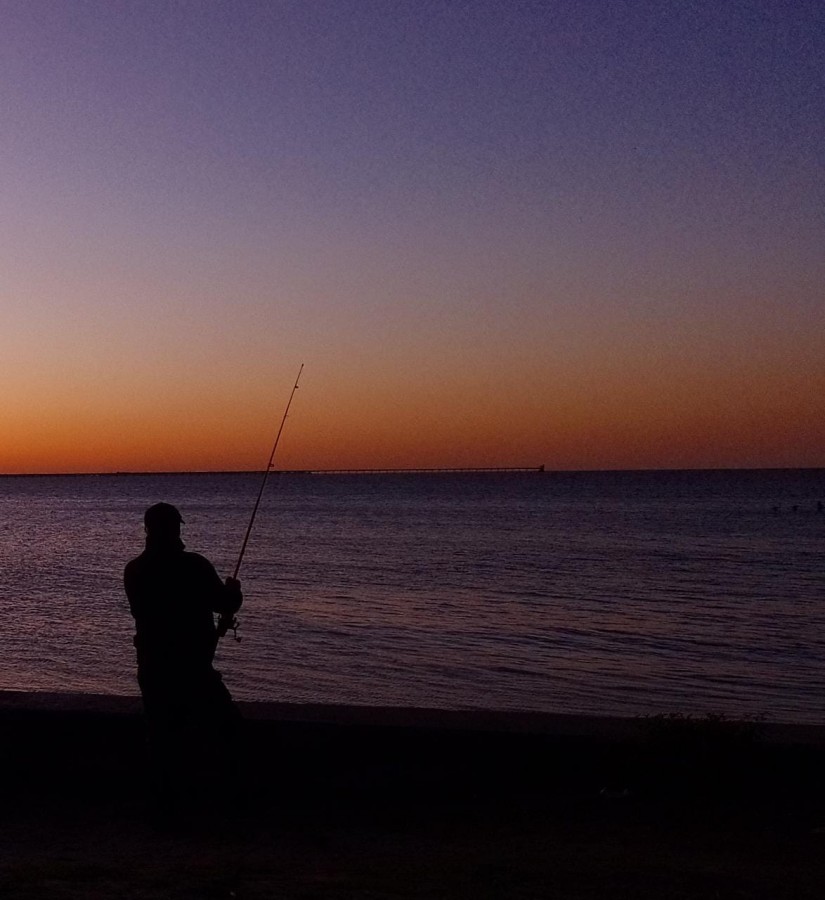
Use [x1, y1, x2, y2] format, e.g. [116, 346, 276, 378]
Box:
[1, 469, 823, 724]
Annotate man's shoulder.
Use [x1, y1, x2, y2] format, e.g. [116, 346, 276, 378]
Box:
[124, 550, 220, 585]
[181, 551, 218, 572]
[182, 550, 210, 563]
[124, 553, 146, 578]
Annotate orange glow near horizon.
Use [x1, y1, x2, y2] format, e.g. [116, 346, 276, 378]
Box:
[2, 337, 822, 474]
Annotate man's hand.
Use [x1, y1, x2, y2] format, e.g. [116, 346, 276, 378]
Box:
[224, 577, 243, 612]
[217, 577, 243, 642]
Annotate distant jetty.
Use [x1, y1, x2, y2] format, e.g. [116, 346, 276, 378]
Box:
[274, 465, 547, 475]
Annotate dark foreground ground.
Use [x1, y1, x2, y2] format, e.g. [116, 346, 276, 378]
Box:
[1, 693, 825, 899]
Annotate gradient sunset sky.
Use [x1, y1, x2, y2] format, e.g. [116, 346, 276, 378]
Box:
[2, 1, 822, 473]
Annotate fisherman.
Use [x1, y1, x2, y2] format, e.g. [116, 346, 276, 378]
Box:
[124, 502, 243, 808]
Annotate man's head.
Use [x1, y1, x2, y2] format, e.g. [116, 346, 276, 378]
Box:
[143, 502, 184, 538]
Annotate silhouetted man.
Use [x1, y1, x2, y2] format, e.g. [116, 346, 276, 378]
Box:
[124, 502, 243, 808]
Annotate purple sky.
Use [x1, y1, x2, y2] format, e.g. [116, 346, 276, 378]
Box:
[1, 1, 823, 472]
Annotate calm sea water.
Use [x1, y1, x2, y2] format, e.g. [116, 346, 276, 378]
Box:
[0, 470, 823, 723]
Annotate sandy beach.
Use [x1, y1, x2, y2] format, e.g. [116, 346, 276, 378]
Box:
[1, 691, 824, 898]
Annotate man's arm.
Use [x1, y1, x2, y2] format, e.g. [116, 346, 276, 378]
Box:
[192, 553, 243, 616]
[221, 576, 243, 616]
[123, 560, 141, 617]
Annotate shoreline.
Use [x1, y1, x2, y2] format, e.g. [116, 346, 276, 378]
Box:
[2, 689, 823, 745]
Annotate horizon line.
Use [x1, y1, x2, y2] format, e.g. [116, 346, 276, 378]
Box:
[1, 465, 823, 478]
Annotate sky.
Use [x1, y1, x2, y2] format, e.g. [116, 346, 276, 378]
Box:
[1, 0, 823, 473]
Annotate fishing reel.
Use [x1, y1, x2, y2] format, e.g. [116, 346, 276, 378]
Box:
[217, 613, 241, 643]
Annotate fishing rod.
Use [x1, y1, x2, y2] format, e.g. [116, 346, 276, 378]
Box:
[217, 363, 304, 640]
